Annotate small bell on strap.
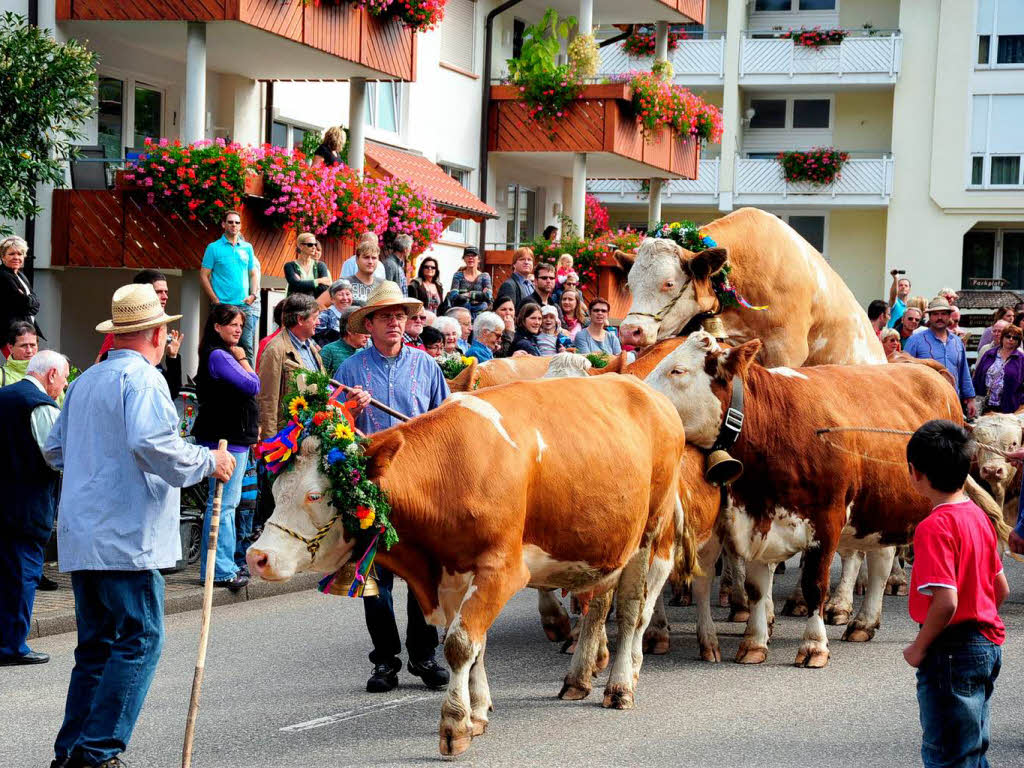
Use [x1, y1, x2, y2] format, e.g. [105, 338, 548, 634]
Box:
[705, 449, 743, 487]
[701, 315, 728, 341]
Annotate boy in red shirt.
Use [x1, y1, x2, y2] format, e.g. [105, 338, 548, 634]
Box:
[904, 420, 1009, 768]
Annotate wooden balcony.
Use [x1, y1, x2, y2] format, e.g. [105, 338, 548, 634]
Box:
[56, 0, 417, 80]
[50, 189, 354, 276]
[488, 84, 700, 180]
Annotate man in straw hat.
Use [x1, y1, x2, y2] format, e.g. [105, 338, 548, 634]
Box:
[903, 296, 977, 419]
[336, 281, 451, 694]
[42, 283, 235, 768]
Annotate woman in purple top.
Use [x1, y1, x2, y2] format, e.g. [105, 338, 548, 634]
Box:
[973, 323, 1024, 415]
[191, 304, 260, 591]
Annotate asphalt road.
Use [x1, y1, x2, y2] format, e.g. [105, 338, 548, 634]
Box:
[5, 556, 1024, 768]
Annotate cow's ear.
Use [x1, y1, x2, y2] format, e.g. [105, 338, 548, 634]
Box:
[722, 339, 761, 379]
[683, 247, 728, 281]
[368, 432, 405, 479]
[448, 359, 477, 392]
[612, 250, 635, 276]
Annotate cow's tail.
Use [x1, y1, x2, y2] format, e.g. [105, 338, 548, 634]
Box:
[671, 494, 702, 590]
[965, 475, 1014, 547]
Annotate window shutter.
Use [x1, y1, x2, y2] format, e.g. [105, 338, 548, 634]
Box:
[441, 0, 475, 72]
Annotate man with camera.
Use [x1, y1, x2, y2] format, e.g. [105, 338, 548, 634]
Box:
[887, 269, 911, 329]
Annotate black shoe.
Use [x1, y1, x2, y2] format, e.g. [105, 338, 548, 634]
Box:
[48, 759, 67, 768]
[366, 662, 400, 693]
[0, 650, 49, 666]
[38, 575, 60, 591]
[236, 564, 250, 578]
[92, 759, 125, 768]
[407, 658, 449, 690]
[213, 574, 249, 592]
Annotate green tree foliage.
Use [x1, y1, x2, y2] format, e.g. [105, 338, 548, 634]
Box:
[0, 13, 97, 235]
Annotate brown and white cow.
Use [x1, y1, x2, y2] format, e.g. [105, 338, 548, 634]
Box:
[968, 410, 1024, 527]
[447, 354, 556, 393]
[247, 376, 686, 756]
[644, 332, 1006, 667]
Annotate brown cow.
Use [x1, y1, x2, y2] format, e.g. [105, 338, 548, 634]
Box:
[446, 354, 555, 393]
[247, 376, 686, 755]
[644, 332, 1007, 667]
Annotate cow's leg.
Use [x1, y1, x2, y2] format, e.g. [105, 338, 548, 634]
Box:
[854, 555, 868, 596]
[468, 634, 492, 736]
[439, 564, 526, 757]
[843, 547, 896, 642]
[632, 548, 674, 679]
[537, 588, 572, 642]
[559, 591, 612, 701]
[885, 546, 908, 596]
[603, 547, 649, 709]
[824, 549, 862, 625]
[725, 554, 749, 622]
[642, 592, 671, 655]
[694, 534, 722, 662]
[795, 546, 832, 669]
[735, 560, 772, 664]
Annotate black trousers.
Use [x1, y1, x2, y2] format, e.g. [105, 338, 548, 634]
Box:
[363, 567, 438, 667]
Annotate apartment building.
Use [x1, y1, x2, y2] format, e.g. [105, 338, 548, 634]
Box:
[589, 0, 1024, 307]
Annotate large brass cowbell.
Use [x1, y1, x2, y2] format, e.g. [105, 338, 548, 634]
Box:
[330, 561, 380, 598]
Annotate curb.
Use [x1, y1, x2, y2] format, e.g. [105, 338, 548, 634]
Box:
[29, 572, 324, 640]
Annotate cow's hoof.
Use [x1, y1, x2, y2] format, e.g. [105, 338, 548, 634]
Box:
[558, 677, 591, 700]
[439, 723, 473, 757]
[602, 684, 634, 710]
[727, 608, 750, 623]
[643, 628, 670, 655]
[888, 581, 908, 596]
[542, 614, 572, 643]
[595, 644, 610, 672]
[699, 643, 721, 663]
[824, 606, 851, 626]
[735, 642, 768, 664]
[470, 717, 488, 737]
[842, 623, 877, 643]
[795, 645, 830, 668]
[781, 599, 809, 617]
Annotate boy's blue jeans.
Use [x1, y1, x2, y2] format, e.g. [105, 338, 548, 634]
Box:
[916, 626, 1001, 768]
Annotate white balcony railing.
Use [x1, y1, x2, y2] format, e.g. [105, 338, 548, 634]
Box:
[598, 37, 726, 81]
[734, 156, 893, 202]
[740, 32, 902, 79]
[588, 159, 721, 198]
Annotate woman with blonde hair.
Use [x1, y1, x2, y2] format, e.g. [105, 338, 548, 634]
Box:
[559, 288, 587, 338]
[311, 126, 345, 167]
[880, 327, 901, 359]
[0, 235, 42, 343]
[284, 232, 332, 298]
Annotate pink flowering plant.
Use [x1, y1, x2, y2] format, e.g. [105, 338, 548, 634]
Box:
[253, 145, 340, 234]
[621, 27, 686, 57]
[618, 71, 723, 144]
[353, 0, 445, 32]
[781, 27, 848, 48]
[124, 138, 245, 224]
[584, 194, 609, 238]
[776, 147, 850, 185]
[378, 179, 444, 256]
[327, 169, 390, 240]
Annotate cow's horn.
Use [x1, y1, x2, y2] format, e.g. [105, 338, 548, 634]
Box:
[705, 450, 743, 486]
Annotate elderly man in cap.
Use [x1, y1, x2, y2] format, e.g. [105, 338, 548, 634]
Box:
[0, 349, 68, 667]
[336, 281, 450, 694]
[43, 284, 235, 768]
[903, 296, 977, 418]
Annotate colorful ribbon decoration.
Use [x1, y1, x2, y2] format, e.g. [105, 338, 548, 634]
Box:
[256, 420, 303, 475]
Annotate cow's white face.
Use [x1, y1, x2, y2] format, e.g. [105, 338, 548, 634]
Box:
[247, 437, 355, 581]
[618, 239, 729, 348]
[970, 413, 1024, 494]
[645, 332, 726, 448]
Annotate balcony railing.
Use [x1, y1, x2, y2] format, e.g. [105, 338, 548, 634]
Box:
[740, 30, 901, 81]
[598, 35, 725, 81]
[734, 156, 893, 202]
[588, 158, 721, 199]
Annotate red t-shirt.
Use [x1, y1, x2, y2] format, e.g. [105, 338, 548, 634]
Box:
[98, 333, 115, 358]
[909, 500, 1005, 645]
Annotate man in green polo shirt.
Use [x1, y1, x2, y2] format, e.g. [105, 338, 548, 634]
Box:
[200, 209, 261, 364]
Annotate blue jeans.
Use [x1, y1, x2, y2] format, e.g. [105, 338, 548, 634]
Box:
[916, 627, 1002, 767]
[54, 570, 165, 765]
[201, 448, 248, 581]
[233, 300, 260, 367]
[0, 534, 45, 658]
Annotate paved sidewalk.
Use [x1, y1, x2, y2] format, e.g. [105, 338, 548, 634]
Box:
[30, 562, 323, 640]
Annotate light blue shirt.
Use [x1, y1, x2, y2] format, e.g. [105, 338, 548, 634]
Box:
[287, 329, 320, 372]
[336, 344, 449, 434]
[340, 255, 386, 281]
[465, 340, 493, 362]
[43, 350, 215, 571]
[887, 297, 906, 329]
[902, 328, 975, 399]
[573, 327, 622, 356]
[202, 235, 257, 305]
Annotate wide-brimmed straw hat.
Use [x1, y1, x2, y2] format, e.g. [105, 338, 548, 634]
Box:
[925, 296, 953, 314]
[347, 281, 423, 330]
[95, 283, 182, 334]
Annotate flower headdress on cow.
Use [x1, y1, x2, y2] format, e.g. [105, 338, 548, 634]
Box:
[650, 220, 767, 312]
[257, 369, 396, 597]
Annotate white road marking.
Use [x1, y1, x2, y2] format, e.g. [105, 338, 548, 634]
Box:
[280, 694, 434, 732]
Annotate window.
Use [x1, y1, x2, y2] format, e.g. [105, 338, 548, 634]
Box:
[991, 156, 1022, 185]
[962, 230, 1024, 290]
[997, 35, 1024, 64]
[972, 156, 984, 185]
[441, 164, 470, 238]
[441, 0, 475, 72]
[750, 99, 786, 129]
[97, 77, 124, 159]
[133, 84, 162, 149]
[799, 0, 835, 9]
[754, 0, 834, 9]
[271, 121, 288, 148]
[962, 231, 996, 287]
[970, 94, 1024, 187]
[504, 184, 535, 247]
[978, 35, 991, 64]
[792, 99, 830, 128]
[366, 82, 401, 133]
[512, 19, 526, 60]
[788, 215, 826, 253]
[96, 74, 164, 158]
[976, 1, 1024, 67]
[754, 0, 789, 10]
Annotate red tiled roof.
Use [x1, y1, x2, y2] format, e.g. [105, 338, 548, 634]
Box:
[364, 140, 497, 222]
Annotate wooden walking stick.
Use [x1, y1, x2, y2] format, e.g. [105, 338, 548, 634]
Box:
[182, 438, 229, 768]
